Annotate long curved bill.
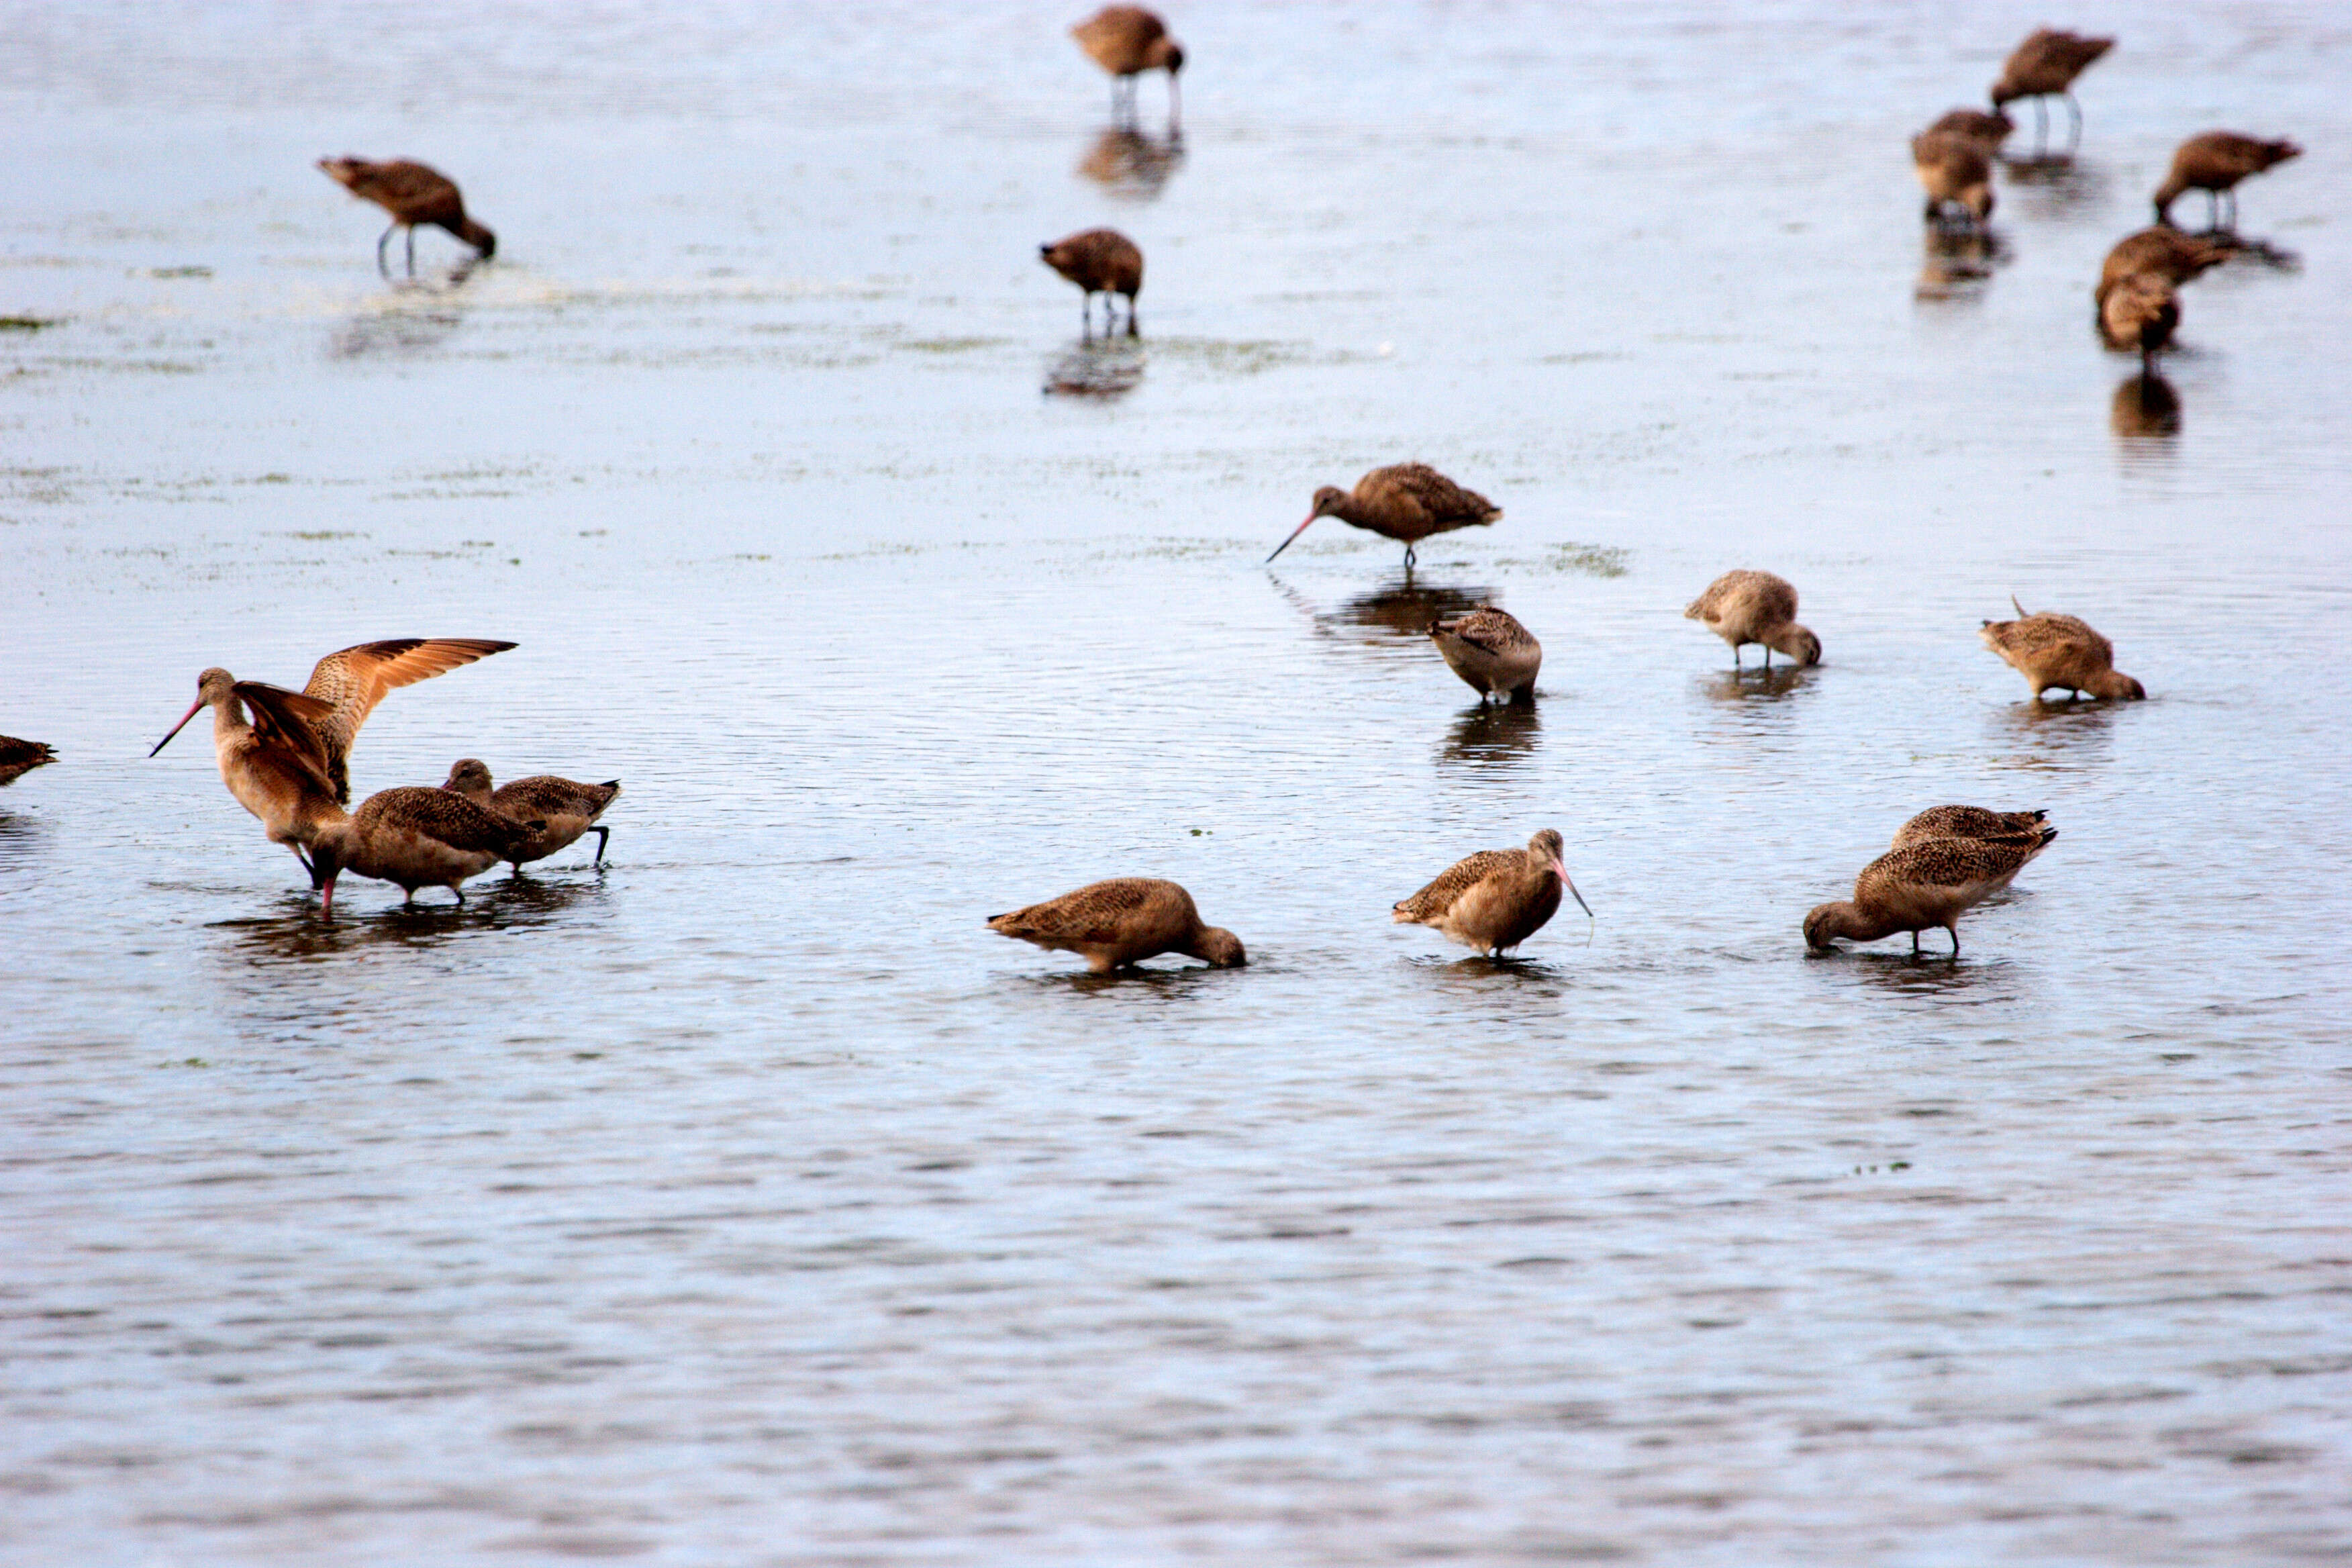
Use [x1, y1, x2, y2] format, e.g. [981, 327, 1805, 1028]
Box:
[150, 697, 205, 757]
[1265, 511, 1317, 564]
[1555, 860, 1593, 918]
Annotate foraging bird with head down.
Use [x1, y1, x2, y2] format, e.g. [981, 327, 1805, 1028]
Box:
[1267, 463, 1500, 569]
[1685, 570, 1820, 670]
[317, 157, 495, 277]
[1071, 5, 1183, 127]
[2154, 132, 2302, 231]
[1039, 228, 1144, 338]
[1428, 605, 1541, 704]
[1806, 828, 2056, 957]
[1891, 805, 2049, 850]
[988, 877, 1244, 973]
[1980, 597, 2145, 701]
[1989, 28, 2112, 154]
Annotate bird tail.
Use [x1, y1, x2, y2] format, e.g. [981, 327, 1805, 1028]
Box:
[2010, 593, 2030, 618]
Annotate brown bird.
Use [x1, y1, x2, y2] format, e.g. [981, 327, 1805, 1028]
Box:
[1267, 463, 1502, 569]
[1393, 829, 1590, 958]
[1806, 828, 2057, 957]
[0, 735, 56, 787]
[150, 640, 515, 878]
[2154, 132, 2302, 230]
[2100, 272, 2180, 374]
[987, 877, 1243, 973]
[317, 157, 496, 277]
[1892, 805, 2049, 850]
[310, 787, 544, 914]
[1989, 28, 2113, 154]
[1913, 128, 1997, 227]
[1684, 570, 1821, 670]
[1039, 228, 1144, 338]
[1926, 107, 2014, 152]
[1981, 597, 2145, 701]
[443, 758, 622, 869]
[1429, 605, 1541, 703]
[1071, 5, 1183, 126]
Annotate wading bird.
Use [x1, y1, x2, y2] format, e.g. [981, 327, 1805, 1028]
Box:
[1267, 464, 1501, 568]
[444, 759, 622, 869]
[310, 786, 544, 914]
[1805, 829, 2057, 956]
[987, 877, 1244, 973]
[1685, 570, 1821, 670]
[1039, 228, 1144, 338]
[1981, 598, 2144, 700]
[1071, 6, 1183, 127]
[1428, 605, 1541, 703]
[0, 736, 56, 787]
[1913, 128, 1997, 228]
[317, 157, 497, 277]
[1990, 28, 2113, 155]
[2154, 132, 2302, 230]
[1892, 805, 2049, 850]
[1393, 829, 1590, 958]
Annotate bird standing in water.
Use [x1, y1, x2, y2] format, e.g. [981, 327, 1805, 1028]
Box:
[2153, 132, 2302, 230]
[0, 736, 56, 787]
[443, 759, 622, 869]
[1393, 830, 1590, 958]
[1267, 464, 1501, 568]
[1990, 28, 2113, 155]
[1039, 228, 1144, 338]
[1805, 829, 2057, 957]
[1913, 128, 1997, 228]
[1891, 805, 2049, 850]
[1980, 598, 2145, 701]
[1685, 571, 1821, 670]
[317, 157, 497, 277]
[987, 877, 1244, 973]
[1071, 6, 1183, 128]
[309, 787, 544, 914]
[1428, 605, 1541, 704]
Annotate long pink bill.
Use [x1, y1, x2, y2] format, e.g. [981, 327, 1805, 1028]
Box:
[1265, 511, 1317, 564]
[1555, 860, 1594, 918]
[149, 697, 205, 757]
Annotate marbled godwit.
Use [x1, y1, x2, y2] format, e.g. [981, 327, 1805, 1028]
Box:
[1981, 597, 2144, 701]
[317, 157, 496, 277]
[1071, 5, 1183, 126]
[1684, 570, 1820, 670]
[987, 877, 1243, 973]
[1926, 107, 2014, 152]
[1393, 829, 1590, 958]
[2155, 132, 2302, 230]
[1040, 228, 1144, 338]
[2098, 226, 2232, 309]
[1912, 129, 1997, 227]
[444, 758, 622, 869]
[0, 736, 56, 787]
[1267, 464, 1501, 569]
[1990, 29, 2112, 154]
[310, 787, 544, 914]
[1805, 828, 2057, 956]
[2100, 272, 2180, 374]
[150, 639, 515, 875]
[1892, 805, 2049, 850]
[1429, 605, 1540, 704]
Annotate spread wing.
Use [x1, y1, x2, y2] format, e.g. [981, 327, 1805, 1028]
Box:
[232, 681, 340, 800]
[302, 638, 516, 803]
[1393, 850, 1516, 921]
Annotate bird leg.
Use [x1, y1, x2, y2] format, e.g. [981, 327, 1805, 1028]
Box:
[2063, 93, 2082, 154]
[1946, 925, 1961, 958]
[2032, 97, 2049, 157]
[405, 226, 418, 277]
[377, 223, 397, 279]
[591, 826, 609, 865]
[1403, 542, 1418, 569]
[1125, 297, 1138, 338]
[1911, 929, 1922, 955]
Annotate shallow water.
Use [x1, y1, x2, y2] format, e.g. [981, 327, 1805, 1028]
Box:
[4, 2, 2350, 1562]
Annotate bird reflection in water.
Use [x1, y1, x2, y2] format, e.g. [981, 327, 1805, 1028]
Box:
[1042, 337, 1144, 398]
[1077, 128, 1185, 201]
[1334, 575, 1491, 642]
[1819, 947, 2021, 992]
[1990, 693, 2120, 774]
[1440, 700, 1542, 768]
[328, 256, 483, 358]
[2112, 372, 2182, 443]
[0, 809, 41, 868]
[1998, 152, 2106, 217]
[1916, 227, 2009, 302]
[214, 873, 607, 961]
[1700, 665, 1814, 703]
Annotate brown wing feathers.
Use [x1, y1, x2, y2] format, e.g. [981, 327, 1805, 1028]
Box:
[303, 638, 516, 801]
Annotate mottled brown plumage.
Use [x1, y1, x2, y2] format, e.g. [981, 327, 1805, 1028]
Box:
[317, 157, 495, 276]
[2097, 227, 2232, 312]
[2154, 132, 2302, 230]
[1071, 6, 1183, 125]
[150, 640, 515, 881]
[0, 734, 56, 786]
[2100, 272, 2179, 373]
[1926, 107, 2014, 151]
[1392, 829, 1590, 957]
[1684, 570, 1820, 669]
[1981, 599, 2145, 701]
[1892, 805, 2049, 850]
[987, 877, 1243, 973]
[1267, 463, 1502, 568]
[311, 785, 544, 914]
[1990, 29, 2112, 153]
[1806, 829, 2057, 956]
[1040, 228, 1144, 337]
[1429, 605, 1541, 703]
[1912, 129, 1996, 226]
[444, 758, 622, 868]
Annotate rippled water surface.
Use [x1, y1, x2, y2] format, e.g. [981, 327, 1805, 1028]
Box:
[5, 2, 2351, 1562]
